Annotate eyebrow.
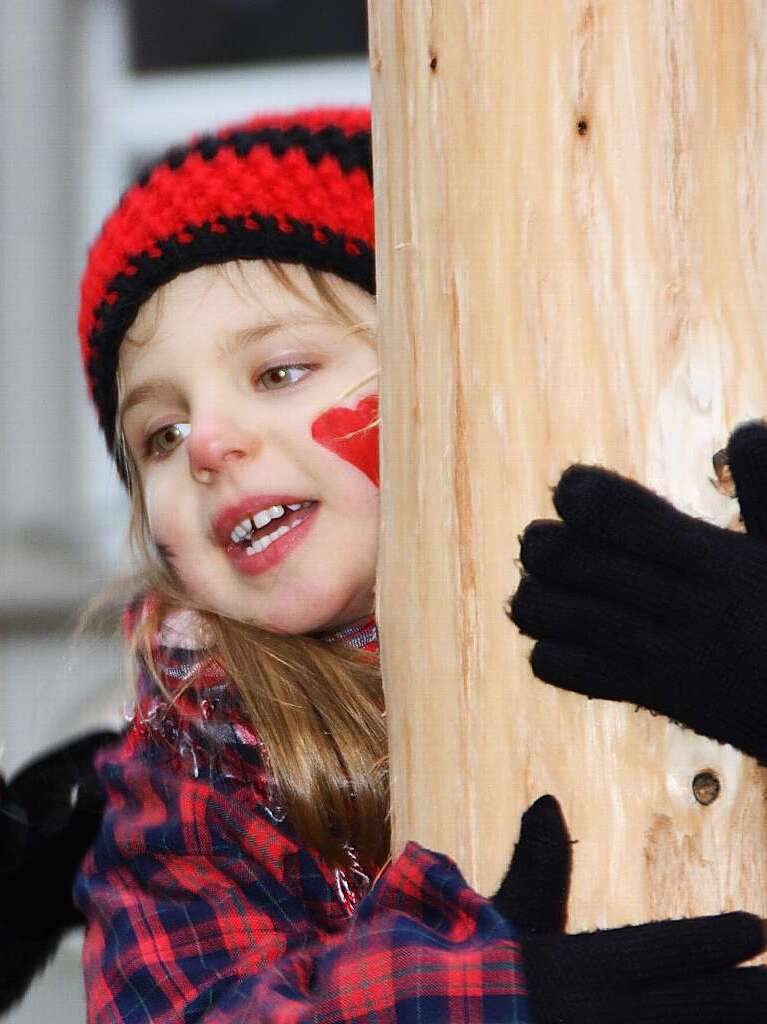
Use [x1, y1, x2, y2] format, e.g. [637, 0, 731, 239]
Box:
[117, 317, 325, 427]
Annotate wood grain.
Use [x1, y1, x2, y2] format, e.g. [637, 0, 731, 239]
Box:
[369, 0, 767, 937]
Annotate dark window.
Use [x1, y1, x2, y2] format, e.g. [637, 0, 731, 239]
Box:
[127, 0, 368, 74]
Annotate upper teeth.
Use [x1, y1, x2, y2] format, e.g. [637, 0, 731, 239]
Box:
[229, 502, 312, 543]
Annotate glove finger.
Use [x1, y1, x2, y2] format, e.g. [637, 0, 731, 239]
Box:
[520, 519, 687, 616]
[510, 576, 654, 665]
[604, 967, 767, 1024]
[492, 794, 571, 933]
[10, 730, 120, 785]
[529, 640, 651, 707]
[726, 420, 767, 539]
[552, 465, 724, 574]
[7, 730, 118, 839]
[542, 912, 766, 990]
[0, 800, 28, 873]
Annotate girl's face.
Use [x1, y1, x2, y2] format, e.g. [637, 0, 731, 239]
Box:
[118, 262, 379, 635]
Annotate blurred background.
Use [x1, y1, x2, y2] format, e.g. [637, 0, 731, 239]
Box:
[0, 1, 369, 1019]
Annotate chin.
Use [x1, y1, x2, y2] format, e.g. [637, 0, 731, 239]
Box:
[181, 555, 373, 636]
[253, 604, 344, 637]
[250, 584, 372, 637]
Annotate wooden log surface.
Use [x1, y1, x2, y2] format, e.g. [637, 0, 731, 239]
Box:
[369, 0, 767, 939]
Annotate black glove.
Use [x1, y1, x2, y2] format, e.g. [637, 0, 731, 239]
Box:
[508, 420, 767, 762]
[0, 728, 122, 1015]
[493, 795, 767, 1023]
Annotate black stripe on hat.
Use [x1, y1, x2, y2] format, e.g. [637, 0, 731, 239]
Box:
[137, 126, 373, 188]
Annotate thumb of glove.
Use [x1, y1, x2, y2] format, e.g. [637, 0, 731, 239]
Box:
[726, 419, 767, 540]
[491, 794, 572, 934]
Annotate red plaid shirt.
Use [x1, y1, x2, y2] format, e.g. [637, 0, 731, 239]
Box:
[73, 603, 531, 1023]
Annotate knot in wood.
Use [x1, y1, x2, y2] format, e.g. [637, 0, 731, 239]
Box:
[692, 770, 721, 806]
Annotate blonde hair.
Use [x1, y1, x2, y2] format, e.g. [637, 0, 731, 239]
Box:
[111, 260, 389, 871]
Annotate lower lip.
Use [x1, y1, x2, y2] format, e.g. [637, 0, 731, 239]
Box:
[223, 503, 320, 577]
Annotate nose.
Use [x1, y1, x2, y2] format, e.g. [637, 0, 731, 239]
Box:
[187, 414, 259, 483]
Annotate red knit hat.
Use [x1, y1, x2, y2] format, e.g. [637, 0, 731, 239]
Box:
[78, 107, 374, 458]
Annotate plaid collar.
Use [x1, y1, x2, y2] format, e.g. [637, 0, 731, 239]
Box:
[313, 614, 378, 652]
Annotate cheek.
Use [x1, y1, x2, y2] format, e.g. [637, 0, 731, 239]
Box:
[143, 479, 179, 548]
[311, 394, 379, 487]
[144, 490, 185, 567]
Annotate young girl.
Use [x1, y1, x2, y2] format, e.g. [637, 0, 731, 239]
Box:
[9, 107, 765, 1023]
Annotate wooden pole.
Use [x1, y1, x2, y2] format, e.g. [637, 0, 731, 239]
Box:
[369, 0, 767, 936]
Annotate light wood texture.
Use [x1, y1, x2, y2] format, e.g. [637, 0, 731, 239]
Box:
[369, 0, 767, 936]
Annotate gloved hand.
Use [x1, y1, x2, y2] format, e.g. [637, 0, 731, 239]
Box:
[508, 420, 767, 762]
[493, 795, 767, 1023]
[0, 729, 121, 1014]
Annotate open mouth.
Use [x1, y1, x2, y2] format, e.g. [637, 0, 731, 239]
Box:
[228, 501, 318, 556]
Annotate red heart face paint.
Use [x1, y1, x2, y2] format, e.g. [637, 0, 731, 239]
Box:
[311, 394, 379, 487]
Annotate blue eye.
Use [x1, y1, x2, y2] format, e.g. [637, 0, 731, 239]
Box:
[147, 422, 190, 457]
[258, 364, 311, 390]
